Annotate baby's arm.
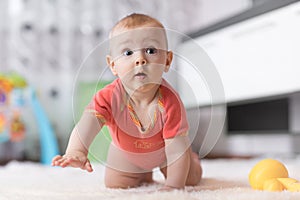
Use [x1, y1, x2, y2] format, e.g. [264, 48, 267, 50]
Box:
[52, 111, 103, 172]
[162, 135, 191, 190]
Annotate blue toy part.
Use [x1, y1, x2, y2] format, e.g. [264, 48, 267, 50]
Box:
[0, 130, 9, 143]
[29, 88, 59, 165]
[11, 88, 26, 107]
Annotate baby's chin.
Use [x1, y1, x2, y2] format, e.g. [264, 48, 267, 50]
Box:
[131, 82, 161, 93]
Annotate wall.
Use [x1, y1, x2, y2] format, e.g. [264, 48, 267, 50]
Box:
[177, 0, 300, 157]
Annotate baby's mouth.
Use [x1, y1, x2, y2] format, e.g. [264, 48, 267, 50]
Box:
[134, 72, 147, 80]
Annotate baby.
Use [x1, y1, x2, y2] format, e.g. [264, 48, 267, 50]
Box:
[52, 13, 202, 191]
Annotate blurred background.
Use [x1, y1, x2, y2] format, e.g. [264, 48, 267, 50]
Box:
[1, 0, 299, 164]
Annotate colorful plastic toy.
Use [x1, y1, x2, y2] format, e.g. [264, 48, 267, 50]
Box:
[0, 72, 25, 143]
[0, 72, 59, 165]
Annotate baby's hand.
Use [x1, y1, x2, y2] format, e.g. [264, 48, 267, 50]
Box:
[51, 155, 93, 172]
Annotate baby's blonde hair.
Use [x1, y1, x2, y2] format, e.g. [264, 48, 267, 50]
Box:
[109, 13, 165, 38]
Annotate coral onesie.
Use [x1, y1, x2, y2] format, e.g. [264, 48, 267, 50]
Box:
[87, 78, 189, 169]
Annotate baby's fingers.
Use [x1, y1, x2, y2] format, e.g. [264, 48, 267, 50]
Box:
[51, 155, 92, 172]
[59, 157, 73, 168]
[60, 157, 84, 168]
[51, 155, 64, 166]
[83, 161, 93, 172]
[52, 155, 73, 168]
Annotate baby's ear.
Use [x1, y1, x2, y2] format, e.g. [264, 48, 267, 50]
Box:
[164, 51, 173, 72]
[106, 55, 117, 76]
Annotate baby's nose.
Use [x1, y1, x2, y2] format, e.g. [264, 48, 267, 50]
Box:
[135, 54, 147, 66]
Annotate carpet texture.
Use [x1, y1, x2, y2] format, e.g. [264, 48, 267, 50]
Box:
[1, 157, 300, 200]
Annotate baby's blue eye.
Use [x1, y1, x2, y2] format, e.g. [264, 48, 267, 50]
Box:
[145, 48, 157, 55]
[123, 50, 134, 56]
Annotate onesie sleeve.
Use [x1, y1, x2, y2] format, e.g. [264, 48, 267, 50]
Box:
[85, 86, 112, 124]
[161, 85, 189, 139]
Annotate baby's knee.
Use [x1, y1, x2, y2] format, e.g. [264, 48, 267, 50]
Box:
[105, 179, 129, 189]
[186, 163, 203, 186]
[105, 175, 138, 189]
[104, 169, 143, 189]
[189, 172, 202, 185]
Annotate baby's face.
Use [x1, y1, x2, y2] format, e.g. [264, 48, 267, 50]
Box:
[107, 25, 172, 93]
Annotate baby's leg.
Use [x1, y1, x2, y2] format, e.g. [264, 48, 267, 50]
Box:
[160, 147, 202, 186]
[105, 143, 153, 188]
[105, 167, 153, 189]
[185, 148, 202, 185]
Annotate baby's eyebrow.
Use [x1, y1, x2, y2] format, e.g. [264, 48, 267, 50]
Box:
[118, 39, 132, 46]
[111, 39, 133, 51]
[142, 38, 167, 49]
[142, 38, 160, 45]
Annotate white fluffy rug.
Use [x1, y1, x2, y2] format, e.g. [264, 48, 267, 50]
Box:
[1, 157, 300, 200]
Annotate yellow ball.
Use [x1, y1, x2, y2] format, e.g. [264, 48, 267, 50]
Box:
[263, 178, 284, 191]
[249, 159, 289, 190]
